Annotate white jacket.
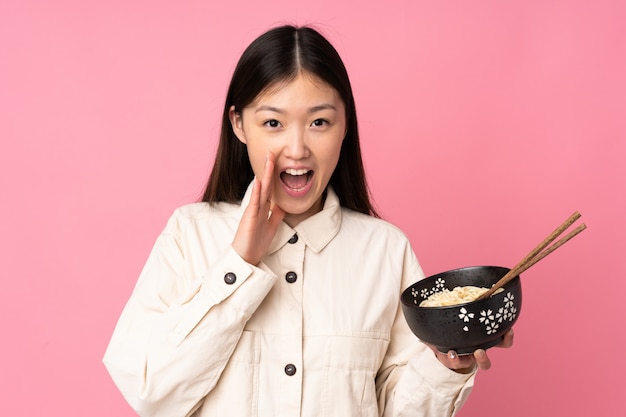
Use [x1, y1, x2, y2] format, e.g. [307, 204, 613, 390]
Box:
[103, 185, 475, 417]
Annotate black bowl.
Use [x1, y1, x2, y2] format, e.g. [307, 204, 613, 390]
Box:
[401, 266, 522, 354]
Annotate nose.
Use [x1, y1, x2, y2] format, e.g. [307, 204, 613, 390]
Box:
[283, 127, 309, 160]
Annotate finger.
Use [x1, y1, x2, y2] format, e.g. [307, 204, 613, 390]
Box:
[247, 176, 262, 213]
[259, 151, 275, 206]
[498, 328, 514, 348]
[473, 349, 491, 371]
[448, 350, 475, 368]
[268, 203, 286, 228]
[434, 349, 474, 373]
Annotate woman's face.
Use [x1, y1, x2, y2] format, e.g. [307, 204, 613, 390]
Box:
[230, 72, 346, 227]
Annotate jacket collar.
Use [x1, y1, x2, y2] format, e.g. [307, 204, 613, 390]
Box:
[239, 182, 342, 255]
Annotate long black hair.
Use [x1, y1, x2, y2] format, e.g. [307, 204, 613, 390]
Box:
[201, 25, 378, 217]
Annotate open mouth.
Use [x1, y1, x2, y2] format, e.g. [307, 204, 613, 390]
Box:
[280, 168, 313, 191]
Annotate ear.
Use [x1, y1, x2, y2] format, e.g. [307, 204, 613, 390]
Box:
[229, 106, 247, 144]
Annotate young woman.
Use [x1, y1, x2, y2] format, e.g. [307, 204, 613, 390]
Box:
[103, 25, 512, 417]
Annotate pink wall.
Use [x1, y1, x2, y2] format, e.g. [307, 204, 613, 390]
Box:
[1, 0, 624, 415]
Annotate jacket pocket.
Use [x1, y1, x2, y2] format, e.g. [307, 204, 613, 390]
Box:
[197, 330, 260, 417]
[322, 335, 389, 417]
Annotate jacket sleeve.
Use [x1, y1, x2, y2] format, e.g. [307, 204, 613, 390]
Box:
[102, 212, 277, 417]
[376, 242, 476, 417]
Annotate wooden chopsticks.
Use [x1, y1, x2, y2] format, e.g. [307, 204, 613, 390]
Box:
[476, 211, 587, 301]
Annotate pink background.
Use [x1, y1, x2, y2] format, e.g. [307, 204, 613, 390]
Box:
[1, 0, 624, 415]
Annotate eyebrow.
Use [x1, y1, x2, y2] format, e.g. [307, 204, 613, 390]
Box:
[255, 104, 337, 114]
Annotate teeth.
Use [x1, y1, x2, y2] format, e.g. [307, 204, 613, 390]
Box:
[285, 168, 310, 176]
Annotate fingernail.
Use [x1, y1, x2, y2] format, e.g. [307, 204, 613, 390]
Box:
[475, 349, 486, 359]
[448, 350, 457, 360]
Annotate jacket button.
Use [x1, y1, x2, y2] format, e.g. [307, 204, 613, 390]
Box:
[287, 233, 298, 244]
[284, 363, 297, 376]
[285, 271, 297, 283]
[224, 272, 236, 285]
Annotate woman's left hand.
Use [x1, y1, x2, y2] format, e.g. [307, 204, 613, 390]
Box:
[431, 328, 514, 373]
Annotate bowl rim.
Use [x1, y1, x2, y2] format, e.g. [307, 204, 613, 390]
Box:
[401, 265, 519, 310]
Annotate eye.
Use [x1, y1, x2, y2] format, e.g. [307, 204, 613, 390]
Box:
[263, 119, 281, 128]
[311, 118, 329, 127]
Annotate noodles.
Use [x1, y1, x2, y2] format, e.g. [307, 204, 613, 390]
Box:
[419, 286, 503, 307]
